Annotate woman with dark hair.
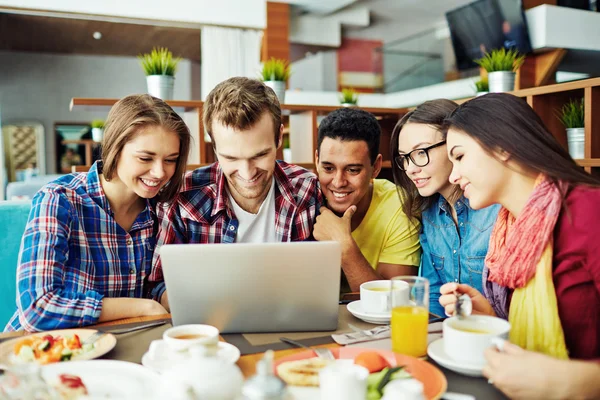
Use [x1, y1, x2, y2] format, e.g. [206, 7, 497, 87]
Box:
[439, 93, 600, 397]
[6, 94, 192, 332]
[391, 99, 500, 317]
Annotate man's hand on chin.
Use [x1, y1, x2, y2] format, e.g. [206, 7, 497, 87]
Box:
[313, 205, 356, 243]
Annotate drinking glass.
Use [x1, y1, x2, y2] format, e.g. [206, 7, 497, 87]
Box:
[390, 276, 429, 357]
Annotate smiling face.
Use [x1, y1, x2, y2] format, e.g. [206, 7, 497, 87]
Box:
[316, 137, 381, 216]
[396, 123, 454, 199]
[115, 126, 180, 199]
[212, 111, 282, 213]
[446, 128, 509, 209]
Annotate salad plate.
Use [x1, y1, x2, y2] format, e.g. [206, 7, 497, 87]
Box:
[0, 328, 116, 366]
[274, 347, 447, 400]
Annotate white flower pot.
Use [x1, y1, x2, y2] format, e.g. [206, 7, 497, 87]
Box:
[341, 102, 358, 107]
[488, 71, 515, 93]
[91, 128, 104, 143]
[476, 91, 488, 97]
[146, 75, 175, 100]
[264, 80, 286, 104]
[566, 127, 585, 159]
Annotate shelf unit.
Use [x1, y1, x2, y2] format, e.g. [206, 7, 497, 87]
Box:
[71, 76, 600, 175]
[70, 98, 407, 172]
[457, 77, 600, 173]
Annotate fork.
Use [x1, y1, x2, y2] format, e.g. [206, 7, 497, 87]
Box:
[347, 323, 390, 337]
[279, 337, 335, 361]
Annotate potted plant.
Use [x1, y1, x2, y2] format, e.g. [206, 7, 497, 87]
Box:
[558, 98, 585, 159]
[339, 87, 359, 106]
[138, 47, 181, 100]
[260, 58, 291, 103]
[90, 119, 105, 143]
[474, 48, 525, 93]
[474, 78, 489, 97]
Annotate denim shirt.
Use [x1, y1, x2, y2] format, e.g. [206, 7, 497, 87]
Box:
[420, 195, 500, 316]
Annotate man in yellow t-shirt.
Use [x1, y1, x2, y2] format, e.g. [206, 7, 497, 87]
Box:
[313, 108, 421, 292]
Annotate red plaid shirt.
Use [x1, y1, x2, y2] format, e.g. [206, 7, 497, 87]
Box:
[148, 161, 322, 300]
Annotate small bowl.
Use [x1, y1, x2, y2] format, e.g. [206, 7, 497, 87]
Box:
[163, 324, 219, 352]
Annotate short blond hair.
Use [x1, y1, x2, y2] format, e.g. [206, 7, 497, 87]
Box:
[101, 94, 191, 202]
[203, 77, 281, 145]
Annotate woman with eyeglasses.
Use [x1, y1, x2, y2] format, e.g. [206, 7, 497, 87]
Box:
[391, 99, 500, 317]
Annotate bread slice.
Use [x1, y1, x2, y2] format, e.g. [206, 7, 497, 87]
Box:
[276, 357, 333, 387]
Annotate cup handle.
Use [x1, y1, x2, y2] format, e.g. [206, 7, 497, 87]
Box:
[381, 293, 391, 312]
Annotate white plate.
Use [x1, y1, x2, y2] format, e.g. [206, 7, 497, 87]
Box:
[346, 300, 390, 324]
[427, 338, 483, 377]
[141, 340, 240, 374]
[41, 359, 160, 398]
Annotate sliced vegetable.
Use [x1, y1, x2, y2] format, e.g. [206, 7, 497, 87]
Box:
[376, 366, 405, 393]
[38, 340, 51, 352]
[354, 351, 391, 373]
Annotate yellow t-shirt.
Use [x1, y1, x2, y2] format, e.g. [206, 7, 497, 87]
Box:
[351, 179, 421, 270]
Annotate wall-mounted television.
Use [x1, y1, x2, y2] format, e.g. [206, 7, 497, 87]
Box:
[446, 0, 532, 70]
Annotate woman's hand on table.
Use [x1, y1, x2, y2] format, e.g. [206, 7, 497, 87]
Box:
[145, 300, 168, 316]
[439, 283, 495, 317]
[483, 341, 600, 400]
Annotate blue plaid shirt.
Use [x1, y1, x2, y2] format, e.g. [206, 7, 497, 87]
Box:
[5, 162, 156, 332]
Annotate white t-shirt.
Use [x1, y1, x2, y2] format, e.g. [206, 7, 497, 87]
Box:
[228, 178, 278, 243]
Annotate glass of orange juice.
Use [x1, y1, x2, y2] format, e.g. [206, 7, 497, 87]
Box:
[390, 276, 429, 357]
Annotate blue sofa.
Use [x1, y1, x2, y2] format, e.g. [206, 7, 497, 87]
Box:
[0, 200, 31, 328]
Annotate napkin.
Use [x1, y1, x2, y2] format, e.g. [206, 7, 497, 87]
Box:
[332, 322, 443, 345]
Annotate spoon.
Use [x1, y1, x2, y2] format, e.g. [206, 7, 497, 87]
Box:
[454, 292, 472, 318]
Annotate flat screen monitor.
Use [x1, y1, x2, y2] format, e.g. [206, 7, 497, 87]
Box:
[446, 0, 532, 70]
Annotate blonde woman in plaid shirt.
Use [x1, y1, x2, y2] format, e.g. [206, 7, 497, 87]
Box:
[149, 78, 322, 309]
[6, 95, 191, 332]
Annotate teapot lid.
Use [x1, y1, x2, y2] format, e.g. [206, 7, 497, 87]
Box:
[241, 350, 286, 400]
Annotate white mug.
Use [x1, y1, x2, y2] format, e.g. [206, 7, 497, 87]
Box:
[360, 280, 409, 314]
[443, 315, 510, 367]
[319, 363, 369, 400]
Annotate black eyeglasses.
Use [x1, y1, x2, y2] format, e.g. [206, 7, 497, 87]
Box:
[395, 141, 447, 171]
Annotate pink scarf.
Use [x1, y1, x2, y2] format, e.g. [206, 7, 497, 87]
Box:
[485, 175, 565, 289]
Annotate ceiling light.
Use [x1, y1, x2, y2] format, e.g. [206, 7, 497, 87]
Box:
[93, 31, 102, 40]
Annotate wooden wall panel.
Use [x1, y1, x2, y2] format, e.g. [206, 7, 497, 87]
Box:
[523, 0, 557, 9]
[262, 2, 290, 62]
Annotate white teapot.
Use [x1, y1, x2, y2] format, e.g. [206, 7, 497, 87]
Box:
[158, 346, 244, 400]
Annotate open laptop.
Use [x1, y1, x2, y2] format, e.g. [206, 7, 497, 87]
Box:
[160, 241, 341, 333]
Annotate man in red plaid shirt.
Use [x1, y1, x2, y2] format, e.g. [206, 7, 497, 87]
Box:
[149, 77, 322, 306]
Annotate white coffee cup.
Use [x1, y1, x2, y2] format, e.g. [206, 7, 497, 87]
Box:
[360, 280, 409, 314]
[443, 315, 510, 367]
[319, 363, 369, 400]
[163, 324, 219, 352]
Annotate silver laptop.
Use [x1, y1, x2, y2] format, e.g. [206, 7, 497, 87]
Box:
[160, 241, 341, 333]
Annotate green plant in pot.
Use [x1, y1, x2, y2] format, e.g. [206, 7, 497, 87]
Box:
[139, 47, 181, 100]
[90, 119, 105, 143]
[474, 48, 525, 93]
[260, 58, 291, 104]
[339, 87, 359, 106]
[474, 78, 489, 96]
[558, 98, 585, 159]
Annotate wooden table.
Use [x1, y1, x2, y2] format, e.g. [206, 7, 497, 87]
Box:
[0, 314, 337, 378]
[0, 314, 507, 399]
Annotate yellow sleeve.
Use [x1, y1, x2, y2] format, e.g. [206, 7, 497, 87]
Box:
[379, 207, 421, 267]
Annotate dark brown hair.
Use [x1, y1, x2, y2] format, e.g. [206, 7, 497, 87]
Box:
[443, 93, 600, 190]
[101, 94, 191, 203]
[203, 77, 281, 146]
[391, 99, 460, 221]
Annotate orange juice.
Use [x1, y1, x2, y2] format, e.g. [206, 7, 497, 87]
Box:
[391, 306, 429, 357]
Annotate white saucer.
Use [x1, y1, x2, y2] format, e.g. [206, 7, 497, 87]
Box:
[141, 340, 241, 374]
[427, 338, 483, 377]
[346, 300, 390, 324]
